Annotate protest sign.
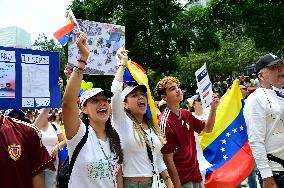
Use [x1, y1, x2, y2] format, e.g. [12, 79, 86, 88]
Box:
[0, 46, 61, 109]
[195, 63, 213, 109]
[68, 19, 125, 75]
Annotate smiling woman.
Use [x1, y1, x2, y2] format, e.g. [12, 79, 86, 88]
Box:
[61, 32, 123, 188]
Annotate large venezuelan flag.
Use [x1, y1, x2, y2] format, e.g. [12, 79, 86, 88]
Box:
[200, 80, 254, 188]
[123, 61, 158, 126]
[53, 9, 75, 46]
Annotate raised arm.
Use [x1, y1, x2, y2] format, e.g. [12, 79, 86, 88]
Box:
[204, 94, 219, 133]
[62, 32, 89, 140]
[111, 48, 129, 127]
[114, 47, 129, 82]
[33, 108, 50, 130]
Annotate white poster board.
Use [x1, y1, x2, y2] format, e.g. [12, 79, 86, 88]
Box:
[68, 19, 125, 75]
[195, 63, 213, 109]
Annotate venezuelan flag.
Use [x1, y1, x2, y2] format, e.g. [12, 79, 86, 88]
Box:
[53, 9, 75, 46]
[200, 80, 254, 188]
[123, 61, 158, 126]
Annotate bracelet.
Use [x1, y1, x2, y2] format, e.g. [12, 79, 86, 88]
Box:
[119, 64, 126, 67]
[73, 66, 84, 75]
[77, 59, 87, 65]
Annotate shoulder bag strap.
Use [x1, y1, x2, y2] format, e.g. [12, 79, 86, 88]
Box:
[143, 129, 156, 175]
[267, 154, 284, 168]
[69, 125, 89, 172]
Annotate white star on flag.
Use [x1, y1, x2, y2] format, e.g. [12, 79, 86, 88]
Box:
[220, 147, 225, 152]
[221, 139, 226, 144]
[240, 125, 244, 131]
[223, 155, 228, 160]
[232, 128, 237, 133]
[226, 132, 231, 137]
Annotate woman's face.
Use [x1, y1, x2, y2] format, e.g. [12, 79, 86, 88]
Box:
[124, 89, 147, 116]
[82, 94, 111, 124]
[193, 100, 203, 111]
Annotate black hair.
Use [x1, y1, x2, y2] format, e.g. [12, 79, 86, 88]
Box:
[80, 112, 123, 164]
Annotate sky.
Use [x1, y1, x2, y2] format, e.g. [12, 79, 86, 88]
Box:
[0, 0, 192, 44]
[0, 0, 73, 43]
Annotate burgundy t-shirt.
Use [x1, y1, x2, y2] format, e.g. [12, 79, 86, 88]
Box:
[0, 115, 54, 188]
[159, 108, 205, 184]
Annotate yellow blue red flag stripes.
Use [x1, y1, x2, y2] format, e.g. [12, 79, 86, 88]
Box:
[124, 61, 158, 126]
[200, 80, 254, 188]
[53, 9, 75, 46]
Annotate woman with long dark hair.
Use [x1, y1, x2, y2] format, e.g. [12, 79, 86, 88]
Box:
[62, 32, 123, 188]
[111, 48, 174, 188]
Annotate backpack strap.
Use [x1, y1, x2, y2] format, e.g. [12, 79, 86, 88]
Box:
[69, 125, 89, 174]
[51, 123, 57, 131]
[267, 154, 284, 168]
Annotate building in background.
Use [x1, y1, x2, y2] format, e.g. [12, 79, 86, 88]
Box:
[0, 26, 31, 48]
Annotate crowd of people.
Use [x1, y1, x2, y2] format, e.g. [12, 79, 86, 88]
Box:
[1, 32, 283, 188]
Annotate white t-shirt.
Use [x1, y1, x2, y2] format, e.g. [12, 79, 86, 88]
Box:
[244, 87, 284, 178]
[111, 80, 167, 177]
[41, 122, 61, 156]
[67, 121, 120, 188]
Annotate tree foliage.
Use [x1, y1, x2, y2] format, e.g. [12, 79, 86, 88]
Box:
[207, 0, 284, 54]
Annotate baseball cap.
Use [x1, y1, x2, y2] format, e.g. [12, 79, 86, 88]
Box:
[121, 85, 147, 101]
[255, 53, 283, 73]
[80, 88, 113, 106]
[187, 95, 200, 107]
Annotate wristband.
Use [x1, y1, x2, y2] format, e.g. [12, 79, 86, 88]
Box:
[77, 59, 87, 65]
[119, 64, 126, 67]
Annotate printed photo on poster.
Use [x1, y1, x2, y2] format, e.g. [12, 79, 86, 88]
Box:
[68, 19, 125, 75]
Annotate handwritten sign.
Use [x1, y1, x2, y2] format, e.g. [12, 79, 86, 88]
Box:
[0, 46, 61, 109]
[68, 19, 125, 75]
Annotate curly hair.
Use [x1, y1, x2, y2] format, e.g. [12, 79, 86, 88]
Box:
[155, 76, 180, 96]
[81, 113, 123, 164]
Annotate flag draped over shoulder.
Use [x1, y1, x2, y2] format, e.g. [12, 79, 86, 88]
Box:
[53, 9, 75, 46]
[200, 80, 254, 188]
[123, 61, 158, 126]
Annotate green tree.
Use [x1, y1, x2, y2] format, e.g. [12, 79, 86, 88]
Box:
[207, 0, 284, 55]
[175, 35, 260, 95]
[69, 0, 186, 89]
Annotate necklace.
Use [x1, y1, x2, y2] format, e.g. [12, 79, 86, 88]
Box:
[97, 138, 110, 160]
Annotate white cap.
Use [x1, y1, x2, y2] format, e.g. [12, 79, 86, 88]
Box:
[80, 88, 113, 106]
[121, 85, 147, 101]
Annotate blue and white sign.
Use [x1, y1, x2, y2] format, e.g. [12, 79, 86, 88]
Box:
[195, 63, 213, 109]
[0, 46, 61, 110]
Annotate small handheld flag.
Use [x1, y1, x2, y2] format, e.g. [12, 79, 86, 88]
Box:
[53, 9, 77, 46]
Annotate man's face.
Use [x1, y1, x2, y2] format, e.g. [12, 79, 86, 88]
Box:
[163, 82, 183, 104]
[259, 61, 284, 88]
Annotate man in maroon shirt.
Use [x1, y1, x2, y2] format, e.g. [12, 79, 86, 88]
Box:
[0, 114, 54, 188]
[156, 76, 219, 188]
